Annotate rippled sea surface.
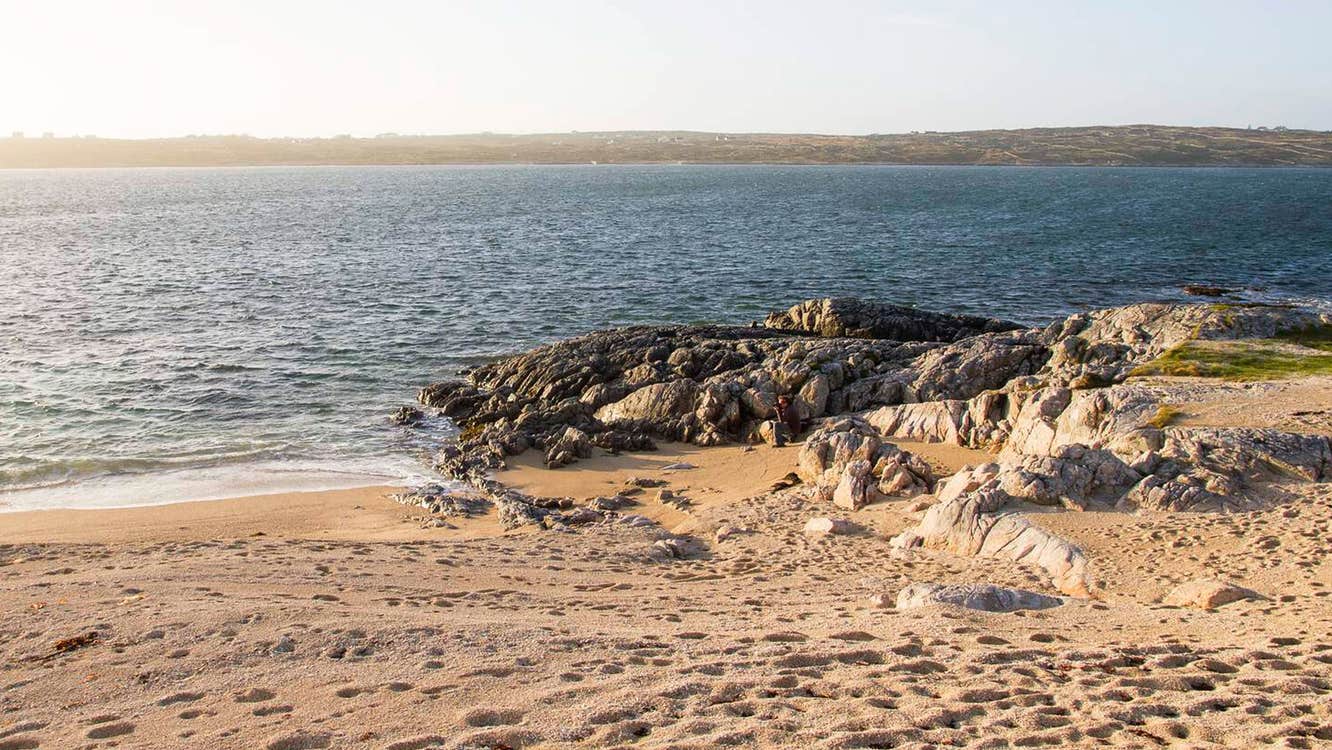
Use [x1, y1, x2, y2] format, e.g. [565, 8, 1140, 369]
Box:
[1, 165, 1329, 509]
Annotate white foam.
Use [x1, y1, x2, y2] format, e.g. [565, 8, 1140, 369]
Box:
[0, 458, 441, 512]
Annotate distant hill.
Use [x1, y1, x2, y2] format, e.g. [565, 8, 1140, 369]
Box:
[3, 126, 1331, 168]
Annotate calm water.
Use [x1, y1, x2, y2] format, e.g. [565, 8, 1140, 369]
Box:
[1, 165, 1329, 510]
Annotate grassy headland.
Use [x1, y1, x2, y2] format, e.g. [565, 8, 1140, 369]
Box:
[3, 125, 1332, 168]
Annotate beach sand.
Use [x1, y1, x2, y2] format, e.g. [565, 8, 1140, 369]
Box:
[2, 440, 1331, 749]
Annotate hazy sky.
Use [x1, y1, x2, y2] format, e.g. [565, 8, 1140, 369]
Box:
[3, 0, 1329, 138]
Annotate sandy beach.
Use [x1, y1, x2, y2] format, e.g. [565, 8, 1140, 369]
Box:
[3, 429, 1331, 749]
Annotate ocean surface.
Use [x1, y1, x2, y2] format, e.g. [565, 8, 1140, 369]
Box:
[1, 165, 1329, 511]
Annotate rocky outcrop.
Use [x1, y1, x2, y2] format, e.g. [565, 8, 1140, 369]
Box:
[764, 297, 1021, 342]
[895, 582, 1063, 612]
[393, 486, 491, 517]
[418, 301, 1031, 491]
[1038, 302, 1330, 387]
[870, 379, 1331, 513]
[543, 426, 593, 468]
[796, 418, 934, 510]
[407, 298, 1330, 557]
[890, 465, 1095, 597]
[389, 406, 424, 426]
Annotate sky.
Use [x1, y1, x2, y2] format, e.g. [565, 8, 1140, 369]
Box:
[2, 0, 1329, 138]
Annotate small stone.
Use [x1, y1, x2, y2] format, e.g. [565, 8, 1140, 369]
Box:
[803, 517, 852, 535]
[714, 525, 747, 542]
[650, 539, 687, 560]
[867, 593, 894, 609]
[271, 635, 296, 654]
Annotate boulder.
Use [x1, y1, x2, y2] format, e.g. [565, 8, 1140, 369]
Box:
[895, 582, 1063, 612]
[596, 380, 700, 426]
[649, 538, 689, 560]
[389, 406, 425, 426]
[798, 418, 935, 508]
[832, 460, 873, 510]
[890, 485, 1094, 597]
[803, 517, 853, 535]
[496, 495, 550, 530]
[1162, 579, 1262, 609]
[543, 426, 593, 468]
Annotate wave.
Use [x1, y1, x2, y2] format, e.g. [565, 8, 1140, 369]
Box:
[0, 454, 446, 512]
[0, 446, 297, 493]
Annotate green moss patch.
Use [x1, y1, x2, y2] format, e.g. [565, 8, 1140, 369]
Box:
[1132, 337, 1332, 381]
[1146, 404, 1183, 428]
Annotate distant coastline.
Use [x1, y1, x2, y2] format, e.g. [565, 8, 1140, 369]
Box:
[4, 124, 1331, 169]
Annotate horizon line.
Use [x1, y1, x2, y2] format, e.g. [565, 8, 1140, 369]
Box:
[5, 123, 1330, 141]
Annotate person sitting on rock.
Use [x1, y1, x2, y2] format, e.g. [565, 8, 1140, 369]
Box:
[775, 395, 802, 438]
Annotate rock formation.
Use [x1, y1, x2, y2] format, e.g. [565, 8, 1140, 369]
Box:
[407, 297, 1332, 592]
[763, 297, 1021, 341]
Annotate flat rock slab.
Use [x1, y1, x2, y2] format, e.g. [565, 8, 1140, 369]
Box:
[895, 582, 1063, 612]
[1162, 579, 1262, 610]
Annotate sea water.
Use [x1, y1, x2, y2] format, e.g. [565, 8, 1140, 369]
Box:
[2, 165, 1329, 510]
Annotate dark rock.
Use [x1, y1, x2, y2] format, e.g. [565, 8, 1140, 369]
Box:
[764, 297, 1021, 342]
[1182, 284, 1236, 297]
[389, 406, 425, 426]
[543, 426, 593, 468]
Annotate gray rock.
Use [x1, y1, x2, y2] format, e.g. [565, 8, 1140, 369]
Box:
[895, 582, 1063, 612]
[650, 538, 689, 560]
[832, 459, 873, 510]
[392, 485, 492, 518]
[890, 479, 1094, 597]
[496, 495, 550, 529]
[798, 417, 934, 508]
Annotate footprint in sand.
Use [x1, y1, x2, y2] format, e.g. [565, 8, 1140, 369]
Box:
[265, 731, 332, 750]
[157, 691, 205, 706]
[85, 721, 135, 740]
[335, 686, 369, 698]
[460, 708, 524, 727]
[235, 687, 276, 703]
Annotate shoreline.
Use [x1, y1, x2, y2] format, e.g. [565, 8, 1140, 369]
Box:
[0, 484, 418, 544]
[0, 439, 992, 545]
[0, 462, 427, 516]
